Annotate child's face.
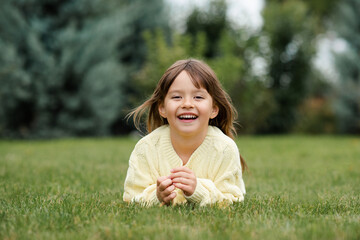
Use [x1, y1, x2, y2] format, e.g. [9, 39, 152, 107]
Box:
[159, 71, 219, 138]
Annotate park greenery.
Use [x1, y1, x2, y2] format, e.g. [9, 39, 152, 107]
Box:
[1, 1, 359, 239]
[0, 136, 359, 239]
[0, 0, 359, 137]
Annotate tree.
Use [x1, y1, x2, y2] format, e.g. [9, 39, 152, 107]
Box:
[185, 0, 228, 58]
[260, 0, 316, 133]
[332, 0, 360, 134]
[209, 32, 276, 134]
[0, 0, 168, 137]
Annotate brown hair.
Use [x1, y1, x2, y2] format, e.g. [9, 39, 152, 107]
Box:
[128, 59, 247, 171]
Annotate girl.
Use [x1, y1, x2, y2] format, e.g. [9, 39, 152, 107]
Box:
[123, 59, 246, 206]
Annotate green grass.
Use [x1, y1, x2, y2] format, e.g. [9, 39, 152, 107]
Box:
[0, 136, 359, 240]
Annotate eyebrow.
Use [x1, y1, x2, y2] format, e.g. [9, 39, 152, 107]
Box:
[168, 89, 208, 94]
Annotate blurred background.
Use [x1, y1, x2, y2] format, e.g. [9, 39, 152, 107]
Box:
[0, 0, 359, 138]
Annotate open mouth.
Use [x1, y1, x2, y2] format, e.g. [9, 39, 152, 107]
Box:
[178, 114, 198, 120]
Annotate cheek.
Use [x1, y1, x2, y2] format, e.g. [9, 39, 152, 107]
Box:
[199, 103, 214, 115]
[163, 102, 178, 115]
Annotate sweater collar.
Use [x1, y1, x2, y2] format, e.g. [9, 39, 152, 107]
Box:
[160, 125, 216, 167]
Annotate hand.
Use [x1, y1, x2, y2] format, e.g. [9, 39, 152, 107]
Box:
[170, 166, 197, 196]
[156, 176, 176, 205]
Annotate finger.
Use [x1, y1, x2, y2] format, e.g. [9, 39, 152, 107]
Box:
[173, 183, 193, 195]
[171, 166, 193, 174]
[171, 177, 192, 186]
[170, 173, 191, 182]
[159, 178, 172, 191]
[163, 191, 177, 203]
[157, 176, 168, 186]
[162, 184, 175, 196]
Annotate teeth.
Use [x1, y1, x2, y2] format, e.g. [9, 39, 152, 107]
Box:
[179, 114, 197, 119]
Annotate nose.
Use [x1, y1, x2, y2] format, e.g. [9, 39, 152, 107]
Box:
[181, 96, 194, 108]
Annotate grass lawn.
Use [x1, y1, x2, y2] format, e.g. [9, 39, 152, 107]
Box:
[0, 135, 359, 239]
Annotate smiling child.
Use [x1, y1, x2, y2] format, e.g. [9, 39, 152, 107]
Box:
[123, 59, 246, 206]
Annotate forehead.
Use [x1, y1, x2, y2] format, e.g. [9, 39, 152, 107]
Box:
[168, 71, 205, 91]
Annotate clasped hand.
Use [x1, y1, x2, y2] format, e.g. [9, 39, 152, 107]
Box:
[156, 166, 197, 205]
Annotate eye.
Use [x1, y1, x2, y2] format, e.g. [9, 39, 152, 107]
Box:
[171, 96, 182, 100]
[194, 96, 204, 100]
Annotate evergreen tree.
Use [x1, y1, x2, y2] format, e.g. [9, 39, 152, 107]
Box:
[332, 0, 360, 134]
[0, 0, 168, 137]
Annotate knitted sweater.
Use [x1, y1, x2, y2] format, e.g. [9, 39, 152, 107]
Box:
[123, 125, 246, 206]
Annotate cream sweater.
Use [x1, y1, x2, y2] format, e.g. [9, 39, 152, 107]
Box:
[123, 125, 246, 206]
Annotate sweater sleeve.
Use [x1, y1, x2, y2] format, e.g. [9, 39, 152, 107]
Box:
[185, 143, 246, 206]
[123, 141, 161, 206]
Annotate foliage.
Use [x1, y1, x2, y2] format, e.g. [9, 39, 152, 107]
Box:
[260, 0, 317, 133]
[185, 0, 228, 58]
[331, 0, 360, 134]
[0, 0, 168, 137]
[293, 71, 337, 134]
[268, 0, 340, 29]
[0, 0, 357, 136]
[209, 33, 276, 134]
[294, 97, 336, 134]
[1, 137, 359, 239]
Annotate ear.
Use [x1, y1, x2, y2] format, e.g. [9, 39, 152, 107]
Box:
[158, 103, 167, 118]
[210, 105, 219, 119]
